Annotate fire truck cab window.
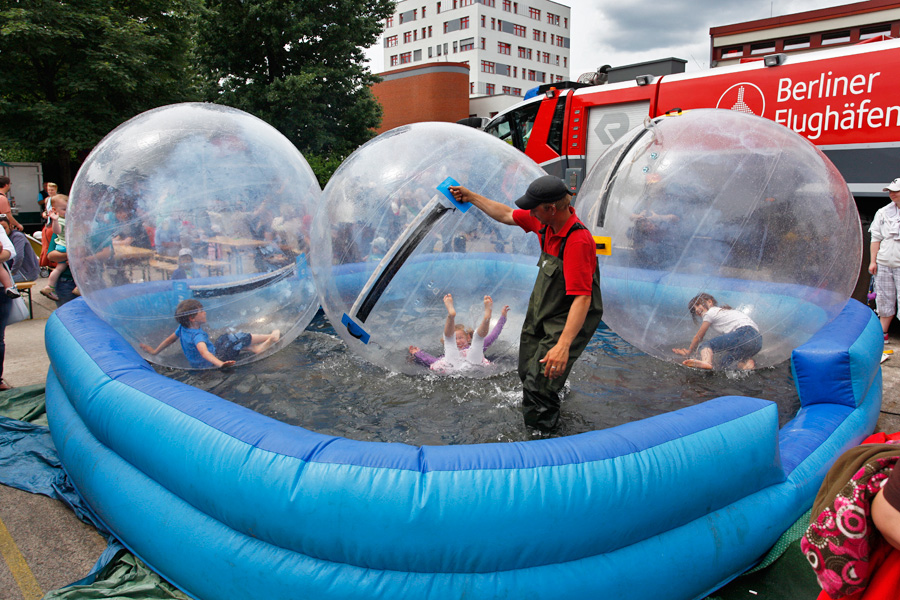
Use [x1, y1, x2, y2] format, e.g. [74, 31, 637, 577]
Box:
[484, 100, 540, 152]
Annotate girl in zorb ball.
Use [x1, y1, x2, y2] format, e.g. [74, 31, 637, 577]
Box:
[408, 294, 508, 375]
[673, 293, 762, 371]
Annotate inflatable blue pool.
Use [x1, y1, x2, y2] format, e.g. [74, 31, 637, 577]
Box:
[45, 297, 882, 600]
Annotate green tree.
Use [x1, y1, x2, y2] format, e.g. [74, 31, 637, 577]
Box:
[0, 0, 202, 187]
[196, 0, 393, 182]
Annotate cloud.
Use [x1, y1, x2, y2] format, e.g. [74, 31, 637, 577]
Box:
[592, 0, 762, 53]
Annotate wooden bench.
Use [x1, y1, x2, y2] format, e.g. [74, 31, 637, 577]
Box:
[15, 280, 36, 319]
[150, 260, 178, 280]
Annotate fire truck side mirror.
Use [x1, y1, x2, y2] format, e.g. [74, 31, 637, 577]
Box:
[764, 53, 788, 67]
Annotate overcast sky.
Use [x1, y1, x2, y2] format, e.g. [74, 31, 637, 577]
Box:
[363, 0, 855, 77]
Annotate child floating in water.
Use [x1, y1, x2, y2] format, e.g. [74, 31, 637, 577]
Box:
[673, 292, 762, 370]
[140, 298, 280, 369]
[409, 293, 508, 374]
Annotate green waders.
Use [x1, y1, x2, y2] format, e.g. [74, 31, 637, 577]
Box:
[519, 223, 603, 431]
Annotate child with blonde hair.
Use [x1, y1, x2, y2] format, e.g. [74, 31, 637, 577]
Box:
[409, 294, 508, 374]
[40, 194, 71, 301]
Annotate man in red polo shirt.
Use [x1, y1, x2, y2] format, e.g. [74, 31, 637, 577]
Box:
[450, 176, 603, 431]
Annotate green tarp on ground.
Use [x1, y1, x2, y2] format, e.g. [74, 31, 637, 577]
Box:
[43, 544, 191, 600]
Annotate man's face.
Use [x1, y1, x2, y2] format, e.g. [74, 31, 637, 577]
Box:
[529, 202, 555, 225]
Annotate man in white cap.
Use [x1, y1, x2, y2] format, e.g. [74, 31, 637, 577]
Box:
[450, 176, 603, 431]
[172, 248, 194, 280]
[868, 178, 900, 344]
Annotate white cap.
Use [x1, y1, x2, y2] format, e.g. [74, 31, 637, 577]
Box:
[178, 248, 193, 257]
[885, 178, 900, 192]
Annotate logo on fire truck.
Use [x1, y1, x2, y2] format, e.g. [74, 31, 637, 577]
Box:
[716, 83, 766, 118]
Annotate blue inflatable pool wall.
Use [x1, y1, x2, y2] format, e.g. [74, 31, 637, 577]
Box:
[45, 298, 882, 600]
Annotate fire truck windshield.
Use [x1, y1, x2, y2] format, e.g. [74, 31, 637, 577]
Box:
[484, 100, 541, 152]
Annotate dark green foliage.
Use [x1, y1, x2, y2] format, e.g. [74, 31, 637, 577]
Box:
[0, 0, 202, 185]
[196, 0, 393, 157]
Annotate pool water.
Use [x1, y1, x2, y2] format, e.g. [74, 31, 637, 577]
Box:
[158, 311, 799, 446]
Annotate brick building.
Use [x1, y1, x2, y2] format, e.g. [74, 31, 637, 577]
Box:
[371, 62, 471, 133]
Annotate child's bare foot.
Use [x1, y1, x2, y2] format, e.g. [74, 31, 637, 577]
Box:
[40, 286, 59, 301]
[501, 305, 510, 317]
[683, 359, 713, 370]
[269, 329, 281, 343]
[443, 293, 455, 317]
[738, 359, 756, 370]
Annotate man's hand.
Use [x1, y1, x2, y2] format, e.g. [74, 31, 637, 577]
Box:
[540, 343, 569, 379]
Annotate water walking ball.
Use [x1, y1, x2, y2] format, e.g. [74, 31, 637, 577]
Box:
[578, 108, 861, 369]
[309, 122, 547, 375]
[67, 103, 322, 369]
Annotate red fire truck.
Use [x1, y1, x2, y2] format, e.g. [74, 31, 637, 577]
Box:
[483, 37, 900, 204]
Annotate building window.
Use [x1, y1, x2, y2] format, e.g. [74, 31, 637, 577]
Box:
[533, 28, 541, 41]
[720, 45, 742, 59]
[400, 52, 412, 64]
[513, 66, 517, 77]
[386, 16, 393, 27]
[783, 36, 809, 51]
[491, 17, 496, 30]
[527, 69, 537, 81]
[861, 23, 891, 40]
[482, 0, 494, 5]
[404, 31, 412, 43]
[822, 30, 851, 45]
[460, 16, 469, 28]
[529, 7, 540, 19]
[481, 15, 485, 27]
[386, 35, 398, 47]
[542, 51, 550, 63]
[461, 38, 474, 51]
[481, 37, 486, 49]
[750, 41, 775, 55]
[518, 46, 530, 59]
[513, 24, 525, 37]
[437, 44, 442, 55]
[503, 0, 511, 11]
[460, 0, 473, 5]
[453, 40, 458, 52]
[437, 1, 441, 12]
[422, 6, 426, 17]
[547, 12, 559, 25]
[563, 56, 566, 68]
[482, 60, 496, 73]
[390, 55, 399, 66]
[428, 25, 432, 37]
[486, 83, 495, 95]
[471, 82, 475, 94]
[554, 35, 563, 47]
[428, 46, 433, 57]
[563, 17, 567, 29]
[498, 41, 511, 54]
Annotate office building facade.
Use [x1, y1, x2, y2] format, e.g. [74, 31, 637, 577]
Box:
[382, 0, 571, 99]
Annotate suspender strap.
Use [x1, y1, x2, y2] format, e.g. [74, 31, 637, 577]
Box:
[539, 222, 587, 260]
